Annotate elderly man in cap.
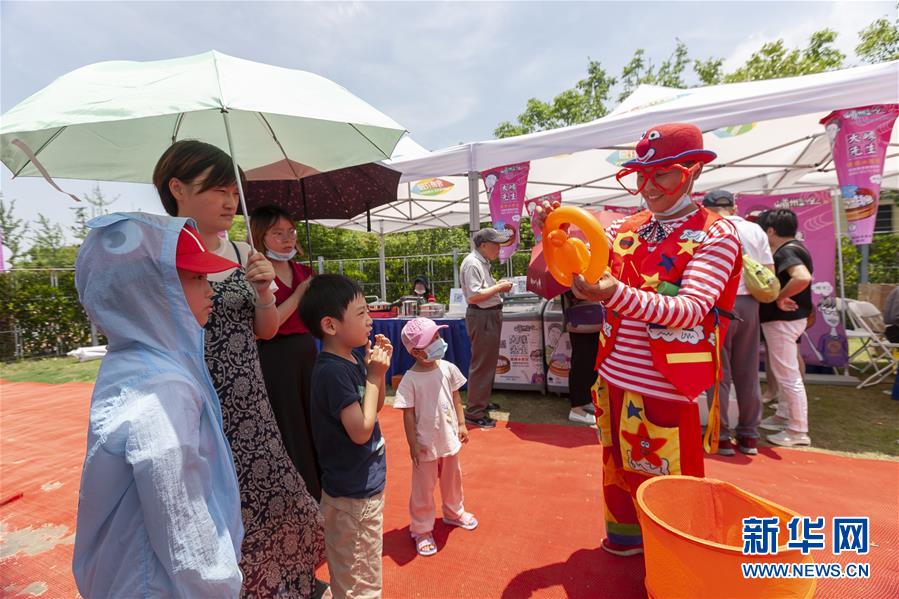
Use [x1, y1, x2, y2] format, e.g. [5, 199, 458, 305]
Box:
[460, 227, 514, 429]
[534, 123, 742, 557]
[702, 190, 773, 457]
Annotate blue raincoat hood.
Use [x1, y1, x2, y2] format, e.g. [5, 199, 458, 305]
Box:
[73, 212, 243, 597]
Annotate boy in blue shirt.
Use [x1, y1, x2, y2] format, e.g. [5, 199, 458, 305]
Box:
[301, 274, 392, 599]
[73, 213, 244, 598]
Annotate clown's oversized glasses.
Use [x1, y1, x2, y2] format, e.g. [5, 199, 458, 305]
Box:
[615, 163, 701, 196]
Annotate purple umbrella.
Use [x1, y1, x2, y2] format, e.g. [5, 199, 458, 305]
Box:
[244, 159, 401, 263]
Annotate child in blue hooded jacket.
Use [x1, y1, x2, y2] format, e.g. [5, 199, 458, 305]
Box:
[73, 213, 244, 598]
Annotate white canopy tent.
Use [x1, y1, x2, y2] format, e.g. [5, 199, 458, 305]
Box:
[320, 60, 898, 234]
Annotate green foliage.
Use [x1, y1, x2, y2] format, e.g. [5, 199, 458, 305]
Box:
[856, 15, 899, 63]
[495, 21, 899, 136]
[619, 40, 691, 102]
[693, 57, 725, 86]
[839, 232, 899, 299]
[17, 214, 79, 268]
[495, 59, 616, 138]
[0, 270, 93, 360]
[724, 29, 845, 83]
[0, 194, 29, 264]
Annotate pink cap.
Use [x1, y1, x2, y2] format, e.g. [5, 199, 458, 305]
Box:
[400, 317, 448, 352]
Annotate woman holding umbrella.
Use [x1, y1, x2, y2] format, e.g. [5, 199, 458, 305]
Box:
[154, 140, 326, 598]
[250, 205, 322, 502]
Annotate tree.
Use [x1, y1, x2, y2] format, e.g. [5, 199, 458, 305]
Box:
[82, 183, 118, 218]
[619, 40, 691, 102]
[494, 59, 616, 138]
[722, 29, 845, 82]
[20, 214, 77, 268]
[494, 17, 899, 137]
[856, 15, 899, 63]
[0, 194, 29, 263]
[70, 207, 89, 241]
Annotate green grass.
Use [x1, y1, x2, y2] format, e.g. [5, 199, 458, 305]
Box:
[3, 356, 897, 458]
[1, 357, 101, 384]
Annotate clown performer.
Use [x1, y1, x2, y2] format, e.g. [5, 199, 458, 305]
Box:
[534, 123, 742, 557]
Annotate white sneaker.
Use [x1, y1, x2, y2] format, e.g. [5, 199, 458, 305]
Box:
[568, 409, 595, 425]
[767, 430, 811, 447]
[759, 415, 787, 431]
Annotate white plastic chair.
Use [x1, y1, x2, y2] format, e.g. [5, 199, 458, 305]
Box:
[838, 298, 876, 374]
[845, 300, 899, 388]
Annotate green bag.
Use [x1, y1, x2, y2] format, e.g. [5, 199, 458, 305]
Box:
[743, 254, 780, 303]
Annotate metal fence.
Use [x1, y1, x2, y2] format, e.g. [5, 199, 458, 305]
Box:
[314, 249, 533, 304]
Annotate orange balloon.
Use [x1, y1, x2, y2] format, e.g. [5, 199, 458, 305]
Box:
[543, 206, 609, 286]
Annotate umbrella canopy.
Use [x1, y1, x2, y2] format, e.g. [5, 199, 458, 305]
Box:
[0, 50, 406, 183]
[244, 161, 402, 223]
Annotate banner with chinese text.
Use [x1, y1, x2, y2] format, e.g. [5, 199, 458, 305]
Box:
[483, 162, 530, 262]
[820, 104, 899, 245]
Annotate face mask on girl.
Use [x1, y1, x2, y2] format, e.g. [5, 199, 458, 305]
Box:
[265, 247, 297, 262]
[423, 337, 448, 361]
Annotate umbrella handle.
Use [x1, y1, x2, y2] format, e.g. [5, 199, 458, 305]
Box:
[221, 110, 255, 252]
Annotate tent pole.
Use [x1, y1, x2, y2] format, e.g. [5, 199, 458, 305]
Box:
[379, 221, 387, 302]
[833, 189, 847, 303]
[468, 170, 480, 249]
[859, 244, 870, 285]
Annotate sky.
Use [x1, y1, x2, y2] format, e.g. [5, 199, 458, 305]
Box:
[1, 0, 895, 246]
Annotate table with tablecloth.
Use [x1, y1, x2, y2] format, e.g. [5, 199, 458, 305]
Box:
[371, 317, 470, 389]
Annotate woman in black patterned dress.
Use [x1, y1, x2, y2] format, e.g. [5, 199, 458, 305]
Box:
[154, 141, 325, 598]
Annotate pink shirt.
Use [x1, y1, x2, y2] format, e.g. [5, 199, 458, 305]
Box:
[393, 361, 467, 462]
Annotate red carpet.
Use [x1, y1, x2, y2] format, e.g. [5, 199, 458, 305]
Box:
[1, 380, 897, 598]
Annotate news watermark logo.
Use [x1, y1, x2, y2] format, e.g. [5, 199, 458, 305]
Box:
[741, 516, 871, 579]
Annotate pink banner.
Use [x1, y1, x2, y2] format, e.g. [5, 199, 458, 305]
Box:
[483, 162, 530, 262]
[525, 192, 561, 242]
[737, 190, 848, 368]
[820, 104, 899, 246]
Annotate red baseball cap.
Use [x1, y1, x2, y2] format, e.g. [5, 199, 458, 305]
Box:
[622, 123, 716, 169]
[176, 225, 240, 274]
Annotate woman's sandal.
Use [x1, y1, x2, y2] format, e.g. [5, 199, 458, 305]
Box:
[442, 512, 478, 531]
[414, 533, 438, 556]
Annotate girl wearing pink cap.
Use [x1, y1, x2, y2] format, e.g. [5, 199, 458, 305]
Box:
[394, 317, 478, 556]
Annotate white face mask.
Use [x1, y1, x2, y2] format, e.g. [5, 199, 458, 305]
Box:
[653, 194, 695, 219]
[424, 338, 448, 361]
[265, 247, 297, 262]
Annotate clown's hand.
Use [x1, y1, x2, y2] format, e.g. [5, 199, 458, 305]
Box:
[531, 199, 563, 233]
[571, 272, 619, 303]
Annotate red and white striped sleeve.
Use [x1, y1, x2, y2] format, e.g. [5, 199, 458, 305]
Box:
[604, 218, 741, 329]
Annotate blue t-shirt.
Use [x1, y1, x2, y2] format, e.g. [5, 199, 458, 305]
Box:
[310, 351, 387, 498]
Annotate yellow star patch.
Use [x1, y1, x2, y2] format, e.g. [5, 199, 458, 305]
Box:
[677, 239, 701, 256]
[613, 231, 641, 257]
[641, 272, 661, 290]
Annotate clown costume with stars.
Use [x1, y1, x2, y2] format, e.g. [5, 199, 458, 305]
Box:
[535, 123, 742, 557]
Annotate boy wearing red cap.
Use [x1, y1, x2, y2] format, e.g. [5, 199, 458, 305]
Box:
[73, 213, 245, 598]
[394, 317, 478, 557]
[535, 123, 742, 557]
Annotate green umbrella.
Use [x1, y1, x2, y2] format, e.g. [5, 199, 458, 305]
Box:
[0, 50, 406, 247]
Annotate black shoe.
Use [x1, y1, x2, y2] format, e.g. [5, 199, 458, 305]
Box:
[486, 402, 501, 412]
[465, 415, 497, 429]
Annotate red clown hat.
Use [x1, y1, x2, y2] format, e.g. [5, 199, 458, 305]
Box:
[622, 123, 716, 169]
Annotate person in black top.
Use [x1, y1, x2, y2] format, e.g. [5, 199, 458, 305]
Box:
[300, 274, 393, 599]
[758, 209, 814, 447]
